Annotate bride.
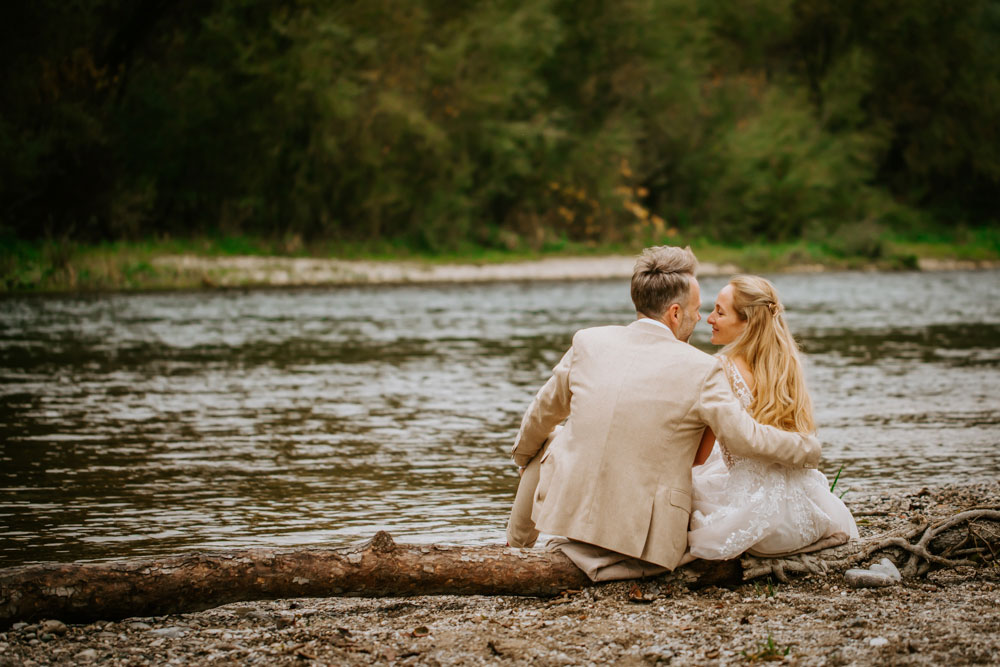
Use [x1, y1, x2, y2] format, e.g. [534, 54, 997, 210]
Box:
[687, 275, 858, 560]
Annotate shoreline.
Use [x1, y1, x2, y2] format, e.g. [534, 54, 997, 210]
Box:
[5, 253, 999, 296]
[138, 254, 1000, 288]
[2, 482, 998, 665]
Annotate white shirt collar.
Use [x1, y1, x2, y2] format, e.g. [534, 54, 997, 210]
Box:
[636, 317, 671, 332]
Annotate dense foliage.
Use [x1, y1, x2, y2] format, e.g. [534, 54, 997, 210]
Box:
[2, 0, 998, 251]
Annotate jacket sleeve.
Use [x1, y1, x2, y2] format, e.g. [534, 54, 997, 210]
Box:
[693, 359, 821, 469]
[510, 345, 574, 467]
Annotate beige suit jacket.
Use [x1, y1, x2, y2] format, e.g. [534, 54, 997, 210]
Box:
[510, 319, 821, 570]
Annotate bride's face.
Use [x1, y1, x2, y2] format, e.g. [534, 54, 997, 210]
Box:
[707, 284, 746, 345]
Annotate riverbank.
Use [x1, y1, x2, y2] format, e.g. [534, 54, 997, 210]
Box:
[2, 236, 999, 293]
[2, 482, 997, 666]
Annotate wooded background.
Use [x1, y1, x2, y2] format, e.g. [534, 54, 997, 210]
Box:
[2, 0, 998, 252]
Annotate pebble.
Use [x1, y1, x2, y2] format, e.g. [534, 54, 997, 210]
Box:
[150, 626, 187, 638]
[845, 568, 897, 588]
[11, 623, 27, 631]
[869, 558, 902, 582]
[75, 648, 99, 661]
[644, 645, 675, 661]
[40, 620, 68, 635]
[243, 610, 273, 624]
[846, 570, 895, 587]
[869, 637, 889, 647]
[130, 622, 152, 631]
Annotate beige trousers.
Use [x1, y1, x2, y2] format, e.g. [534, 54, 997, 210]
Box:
[505, 438, 545, 548]
[505, 428, 681, 582]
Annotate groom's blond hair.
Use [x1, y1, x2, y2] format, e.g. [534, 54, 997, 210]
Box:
[630, 245, 698, 318]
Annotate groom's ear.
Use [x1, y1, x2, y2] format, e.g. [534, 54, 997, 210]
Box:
[665, 302, 681, 324]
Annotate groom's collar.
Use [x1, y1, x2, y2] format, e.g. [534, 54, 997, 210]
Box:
[629, 317, 678, 340]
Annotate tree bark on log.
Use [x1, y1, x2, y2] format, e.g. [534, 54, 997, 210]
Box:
[2, 510, 996, 628]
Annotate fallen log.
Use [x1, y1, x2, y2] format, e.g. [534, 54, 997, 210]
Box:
[2, 509, 996, 628]
[0, 533, 736, 628]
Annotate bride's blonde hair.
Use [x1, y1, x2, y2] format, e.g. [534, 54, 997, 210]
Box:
[721, 275, 815, 434]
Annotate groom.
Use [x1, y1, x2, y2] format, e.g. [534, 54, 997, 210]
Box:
[505, 245, 821, 579]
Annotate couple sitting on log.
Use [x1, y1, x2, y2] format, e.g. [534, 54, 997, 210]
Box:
[506, 245, 858, 581]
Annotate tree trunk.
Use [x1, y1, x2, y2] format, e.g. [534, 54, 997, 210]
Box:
[2, 509, 996, 628]
[0, 533, 738, 627]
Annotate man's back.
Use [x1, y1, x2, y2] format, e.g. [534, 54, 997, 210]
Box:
[513, 319, 717, 568]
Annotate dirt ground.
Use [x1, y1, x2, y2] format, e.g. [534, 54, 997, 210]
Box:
[3, 483, 998, 666]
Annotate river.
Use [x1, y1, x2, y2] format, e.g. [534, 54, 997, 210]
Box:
[1, 270, 998, 565]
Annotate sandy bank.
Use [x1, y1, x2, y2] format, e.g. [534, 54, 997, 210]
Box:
[151, 254, 1000, 289]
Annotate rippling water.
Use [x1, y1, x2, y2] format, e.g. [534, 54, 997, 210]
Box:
[1, 270, 998, 565]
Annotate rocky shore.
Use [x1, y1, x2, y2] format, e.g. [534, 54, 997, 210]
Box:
[2, 482, 998, 666]
[152, 254, 1000, 289]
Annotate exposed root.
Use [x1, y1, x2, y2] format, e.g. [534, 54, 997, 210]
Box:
[742, 507, 1000, 582]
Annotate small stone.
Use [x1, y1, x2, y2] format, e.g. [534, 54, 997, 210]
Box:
[869, 558, 901, 582]
[845, 569, 896, 588]
[28, 639, 40, 646]
[644, 645, 674, 661]
[11, 623, 26, 632]
[129, 622, 152, 631]
[869, 637, 889, 647]
[75, 648, 99, 661]
[40, 633, 54, 642]
[40, 620, 68, 636]
[150, 627, 187, 638]
[244, 611, 272, 624]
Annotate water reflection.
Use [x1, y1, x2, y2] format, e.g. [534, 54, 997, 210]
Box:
[1, 271, 998, 565]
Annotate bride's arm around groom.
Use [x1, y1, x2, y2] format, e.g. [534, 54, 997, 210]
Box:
[694, 358, 821, 470]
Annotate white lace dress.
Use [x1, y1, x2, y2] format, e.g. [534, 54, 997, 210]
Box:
[687, 356, 859, 560]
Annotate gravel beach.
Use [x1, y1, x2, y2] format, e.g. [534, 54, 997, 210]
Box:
[2, 483, 998, 666]
[150, 255, 1000, 289]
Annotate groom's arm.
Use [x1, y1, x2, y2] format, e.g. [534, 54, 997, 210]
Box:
[510, 345, 574, 467]
[694, 360, 821, 469]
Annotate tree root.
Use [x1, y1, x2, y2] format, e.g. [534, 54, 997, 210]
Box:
[741, 507, 1000, 581]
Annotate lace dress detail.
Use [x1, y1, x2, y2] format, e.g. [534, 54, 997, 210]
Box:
[718, 354, 752, 469]
[687, 355, 859, 560]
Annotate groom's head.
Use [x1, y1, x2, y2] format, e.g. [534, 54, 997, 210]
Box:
[631, 245, 701, 342]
